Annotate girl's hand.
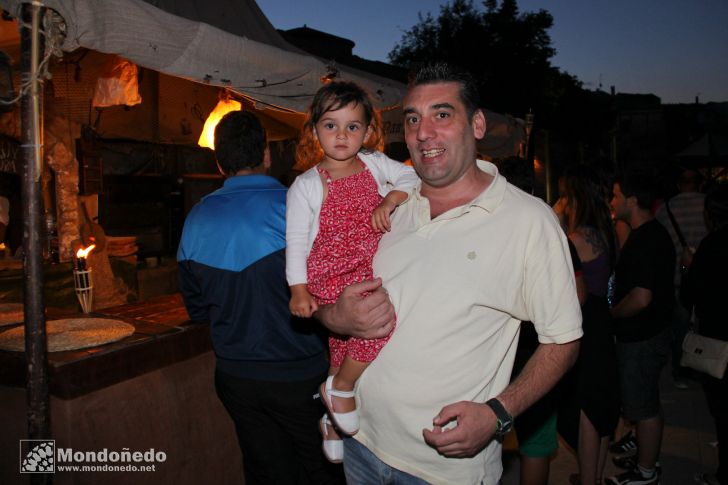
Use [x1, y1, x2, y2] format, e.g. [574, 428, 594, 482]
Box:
[371, 190, 408, 232]
[290, 285, 318, 318]
[371, 199, 397, 232]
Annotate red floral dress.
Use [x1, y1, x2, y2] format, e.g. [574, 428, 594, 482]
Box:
[307, 160, 393, 367]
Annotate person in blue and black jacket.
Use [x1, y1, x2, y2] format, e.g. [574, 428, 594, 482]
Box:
[177, 110, 342, 485]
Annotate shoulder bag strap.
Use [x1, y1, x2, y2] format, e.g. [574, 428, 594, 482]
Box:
[665, 199, 688, 249]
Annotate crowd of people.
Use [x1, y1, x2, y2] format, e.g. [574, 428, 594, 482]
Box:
[177, 62, 726, 485]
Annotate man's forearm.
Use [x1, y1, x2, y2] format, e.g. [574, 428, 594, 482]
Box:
[496, 340, 579, 417]
[314, 303, 348, 335]
[611, 287, 652, 319]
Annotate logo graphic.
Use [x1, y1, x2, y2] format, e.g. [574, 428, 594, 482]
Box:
[20, 440, 55, 473]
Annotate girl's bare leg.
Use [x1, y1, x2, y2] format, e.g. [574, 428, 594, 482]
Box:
[330, 356, 369, 413]
[579, 410, 608, 485]
[519, 455, 550, 485]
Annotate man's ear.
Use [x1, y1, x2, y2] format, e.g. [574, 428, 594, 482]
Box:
[472, 109, 486, 140]
[626, 195, 638, 209]
[262, 147, 272, 170]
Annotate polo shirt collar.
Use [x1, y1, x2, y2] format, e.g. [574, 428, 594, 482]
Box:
[470, 160, 506, 212]
[410, 159, 506, 214]
[222, 174, 282, 191]
[223, 173, 280, 188]
[202, 174, 283, 202]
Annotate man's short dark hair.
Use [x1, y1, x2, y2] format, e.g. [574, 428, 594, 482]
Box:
[409, 63, 481, 118]
[214, 110, 267, 175]
[615, 168, 658, 210]
[678, 168, 703, 191]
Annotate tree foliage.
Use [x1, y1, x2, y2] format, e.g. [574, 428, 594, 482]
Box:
[389, 0, 583, 126]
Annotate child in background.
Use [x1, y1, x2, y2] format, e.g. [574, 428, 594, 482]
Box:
[286, 81, 418, 462]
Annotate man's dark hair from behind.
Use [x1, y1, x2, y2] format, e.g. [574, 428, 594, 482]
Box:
[498, 156, 534, 194]
[678, 168, 703, 192]
[615, 169, 658, 210]
[409, 62, 481, 119]
[214, 110, 267, 175]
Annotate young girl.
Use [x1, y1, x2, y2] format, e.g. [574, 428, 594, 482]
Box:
[286, 81, 418, 462]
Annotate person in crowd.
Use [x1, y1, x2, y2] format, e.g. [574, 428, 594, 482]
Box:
[557, 165, 621, 485]
[613, 219, 631, 249]
[606, 170, 675, 485]
[499, 156, 585, 485]
[315, 62, 582, 485]
[552, 173, 568, 229]
[285, 81, 418, 462]
[682, 183, 728, 485]
[177, 111, 342, 484]
[654, 168, 708, 388]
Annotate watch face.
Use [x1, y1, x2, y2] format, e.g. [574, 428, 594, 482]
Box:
[495, 417, 512, 435]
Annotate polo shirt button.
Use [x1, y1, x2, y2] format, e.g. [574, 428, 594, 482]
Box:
[467, 251, 477, 260]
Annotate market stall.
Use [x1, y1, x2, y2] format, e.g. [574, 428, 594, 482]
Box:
[0, 294, 242, 485]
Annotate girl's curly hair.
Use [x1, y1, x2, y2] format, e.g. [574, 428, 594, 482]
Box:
[295, 81, 384, 170]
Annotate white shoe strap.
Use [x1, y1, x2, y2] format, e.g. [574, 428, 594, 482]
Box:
[326, 375, 356, 399]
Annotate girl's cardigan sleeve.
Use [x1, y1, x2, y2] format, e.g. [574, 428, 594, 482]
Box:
[359, 151, 419, 196]
[285, 169, 321, 286]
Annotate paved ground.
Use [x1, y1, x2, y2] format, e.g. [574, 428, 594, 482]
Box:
[501, 367, 719, 484]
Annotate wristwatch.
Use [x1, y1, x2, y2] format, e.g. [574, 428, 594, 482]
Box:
[485, 398, 513, 438]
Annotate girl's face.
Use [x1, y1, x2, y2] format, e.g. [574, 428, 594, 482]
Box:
[314, 102, 372, 164]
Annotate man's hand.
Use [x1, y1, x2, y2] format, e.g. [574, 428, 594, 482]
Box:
[611, 287, 652, 319]
[680, 246, 695, 272]
[422, 401, 496, 458]
[314, 278, 395, 339]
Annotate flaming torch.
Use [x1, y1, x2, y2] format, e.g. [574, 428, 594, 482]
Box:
[74, 244, 96, 313]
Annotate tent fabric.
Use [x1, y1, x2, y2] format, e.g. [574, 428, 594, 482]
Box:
[478, 110, 525, 160]
[0, 0, 523, 158]
[0, 0, 405, 112]
[675, 132, 728, 166]
[142, 0, 301, 52]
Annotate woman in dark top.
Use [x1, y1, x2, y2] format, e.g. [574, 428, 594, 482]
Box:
[558, 165, 620, 485]
[682, 184, 728, 485]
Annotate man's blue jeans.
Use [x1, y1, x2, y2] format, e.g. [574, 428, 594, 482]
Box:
[343, 438, 432, 485]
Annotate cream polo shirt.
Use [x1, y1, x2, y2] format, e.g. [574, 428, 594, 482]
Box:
[356, 160, 583, 485]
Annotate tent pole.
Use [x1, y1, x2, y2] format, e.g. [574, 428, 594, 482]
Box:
[21, 1, 51, 463]
[543, 130, 553, 205]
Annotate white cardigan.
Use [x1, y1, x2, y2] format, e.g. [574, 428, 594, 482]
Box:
[285, 151, 419, 286]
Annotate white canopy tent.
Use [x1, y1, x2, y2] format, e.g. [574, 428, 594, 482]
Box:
[0, 0, 525, 154]
[0, 0, 406, 113]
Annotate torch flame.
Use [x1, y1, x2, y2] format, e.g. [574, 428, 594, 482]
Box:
[76, 244, 96, 259]
[198, 98, 242, 149]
